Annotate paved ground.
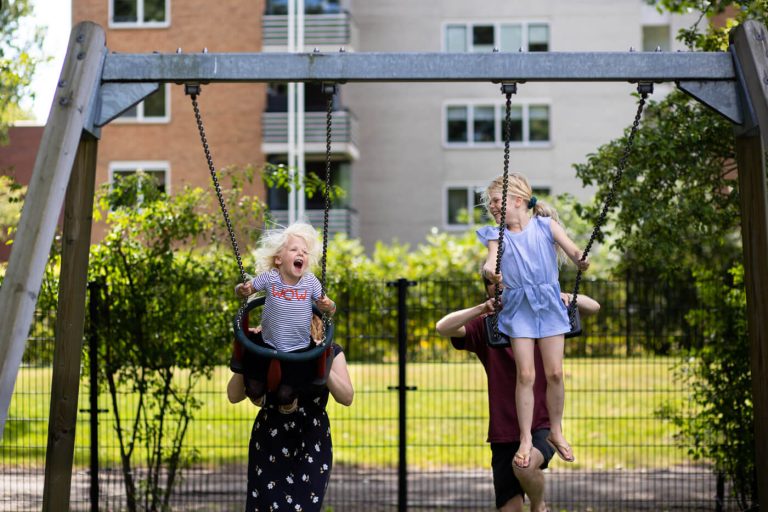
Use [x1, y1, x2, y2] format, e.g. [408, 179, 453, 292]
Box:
[1, 465, 735, 511]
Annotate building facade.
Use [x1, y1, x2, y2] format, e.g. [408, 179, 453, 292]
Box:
[65, 0, 699, 248]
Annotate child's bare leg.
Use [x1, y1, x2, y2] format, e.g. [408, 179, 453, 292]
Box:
[511, 338, 536, 468]
[538, 334, 574, 461]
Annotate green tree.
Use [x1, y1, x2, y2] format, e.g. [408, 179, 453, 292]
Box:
[0, 174, 26, 246]
[578, 2, 757, 505]
[87, 177, 236, 512]
[0, 0, 45, 142]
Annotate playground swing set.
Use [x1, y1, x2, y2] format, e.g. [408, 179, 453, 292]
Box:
[1, 19, 768, 511]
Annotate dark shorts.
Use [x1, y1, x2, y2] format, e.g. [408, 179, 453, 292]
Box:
[490, 428, 555, 509]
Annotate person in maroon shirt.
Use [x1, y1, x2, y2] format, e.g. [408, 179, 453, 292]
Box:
[436, 283, 600, 512]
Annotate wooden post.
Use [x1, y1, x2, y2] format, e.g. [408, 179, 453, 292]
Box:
[0, 22, 105, 439]
[730, 20, 768, 506]
[41, 134, 98, 511]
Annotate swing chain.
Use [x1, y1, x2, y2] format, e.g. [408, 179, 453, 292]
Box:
[187, 86, 250, 327]
[320, 84, 336, 299]
[188, 90, 248, 283]
[317, 83, 337, 335]
[491, 84, 516, 337]
[569, 83, 651, 315]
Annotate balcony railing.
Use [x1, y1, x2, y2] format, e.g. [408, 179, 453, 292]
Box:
[267, 208, 359, 238]
[262, 110, 358, 147]
[262, 13, 356, 48]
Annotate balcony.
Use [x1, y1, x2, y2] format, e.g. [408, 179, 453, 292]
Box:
[262, 12, 358, 51]
[267, 207, 359, 238]
[261, 109, 359, 159]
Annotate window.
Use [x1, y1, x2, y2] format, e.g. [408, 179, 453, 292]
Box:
[444, 22, 549, 52]
[117, 84, 170, 123]
[265, 0, 341, 15]
[444, 102, 550, 147]
[266, 82, 333, 113]
[110, 0, 169, 27]
[642, 25, 671, 51]
[109, 162, 169, 208]
[445, 185, 490, 228]
[266, 159, 350, 210]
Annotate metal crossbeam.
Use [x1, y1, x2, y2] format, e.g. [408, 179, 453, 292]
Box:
[102, 51, 735, 83]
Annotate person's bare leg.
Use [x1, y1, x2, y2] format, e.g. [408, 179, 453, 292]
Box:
[538, 334, 573, 461]
[511, 338, 536, 467]
[513, 448, 547, 512]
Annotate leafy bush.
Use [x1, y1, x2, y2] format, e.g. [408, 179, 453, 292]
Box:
[659, 265, 756, 509]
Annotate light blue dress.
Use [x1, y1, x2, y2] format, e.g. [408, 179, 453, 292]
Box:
[477, 216, 570, 339]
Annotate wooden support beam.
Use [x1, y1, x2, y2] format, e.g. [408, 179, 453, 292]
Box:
[41, 134, 98, 511]
[730, 20, 768, 506]
[0, 21, 106, 439]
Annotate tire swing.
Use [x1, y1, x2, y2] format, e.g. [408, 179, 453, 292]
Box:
[187, 82, 338, 391]
[485, 82, 652, 348]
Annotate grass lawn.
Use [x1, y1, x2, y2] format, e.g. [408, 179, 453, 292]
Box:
[2, 358, 693, 471]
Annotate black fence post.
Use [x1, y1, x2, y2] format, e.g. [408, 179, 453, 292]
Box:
[625, 267, 632, 356]
[86, 281, 100, 511]
[387, 278, 416, 512]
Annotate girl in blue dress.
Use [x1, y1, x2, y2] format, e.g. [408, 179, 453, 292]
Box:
[477, 173, 589, 470]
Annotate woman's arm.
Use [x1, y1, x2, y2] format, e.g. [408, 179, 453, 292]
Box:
[551, 221, 589, 270]
[435, 300, 495, 338]
[560, 292, 601, 317]
[327, 352, 354, 406]
[227, 373, 246, 404]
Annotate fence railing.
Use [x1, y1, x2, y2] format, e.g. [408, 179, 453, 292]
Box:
[262, 13, 357, 48]
[1, 276, 733, 511]
[262, 109, 359, 147]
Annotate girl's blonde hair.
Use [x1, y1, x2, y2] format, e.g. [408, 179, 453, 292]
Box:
[482, 172, 559, 221]
[253, 222, 322, 273]
[483, 172, 567, 264]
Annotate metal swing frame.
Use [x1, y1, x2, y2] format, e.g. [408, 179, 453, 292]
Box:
[1, 19, 768, 510]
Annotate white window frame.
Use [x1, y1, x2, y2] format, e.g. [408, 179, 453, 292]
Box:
[113, 83, 171, 124]
[109, 0, 171, 29]
[443, 182, 490, 230]
[441, 20, 550, 53]
[442, 99, 552, 148]
[108, 161, 171, 206]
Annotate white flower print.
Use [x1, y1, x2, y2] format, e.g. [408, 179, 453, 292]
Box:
[314, 443, 321, 452]
[307, 456, 314, 464]
[255, 442, 261, 450]
[257, 468, 263, 476]
[282, 447, 290, 457]
[267, 481, 276, 489]
[252, 490, 259, 498]
[272, 502, 279, 510]
[302, 474, 309, 482]
[294, 505, 303, 511]
[286, 475, 294, 484]
[312, 496, 319, 503]
[269, 455, 276, 462]
[286, 495, 293, 504]
[270, 428, 278, 437]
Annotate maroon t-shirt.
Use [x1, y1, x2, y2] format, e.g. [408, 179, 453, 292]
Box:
[451, 315, 551, 443]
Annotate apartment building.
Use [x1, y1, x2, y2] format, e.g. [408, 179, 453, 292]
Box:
[70, 0, 699, 248]
[71, 0, 268, 241]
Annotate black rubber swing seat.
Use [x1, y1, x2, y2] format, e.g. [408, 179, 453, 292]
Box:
[484, 306, 581, 348]
[232, 296, 335, 388]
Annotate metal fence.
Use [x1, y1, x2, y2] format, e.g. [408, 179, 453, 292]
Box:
[1, 276, 737, 511]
